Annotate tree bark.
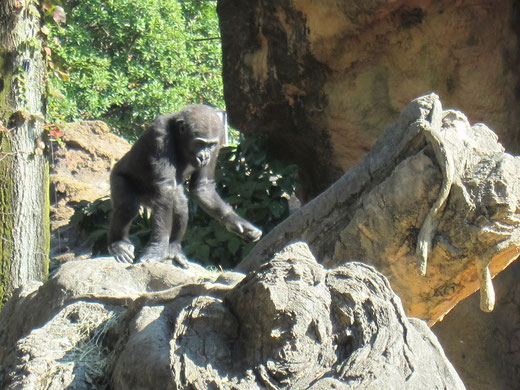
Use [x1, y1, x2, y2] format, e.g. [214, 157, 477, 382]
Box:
[238, 94, 520, 325]
[0, 0, 49, 304]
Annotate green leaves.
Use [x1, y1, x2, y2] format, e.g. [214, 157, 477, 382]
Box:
[227, 237, 241, 256]
[183, 135, 299, 267]
[46, 0, 224, 137]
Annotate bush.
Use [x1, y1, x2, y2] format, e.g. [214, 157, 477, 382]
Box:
[71, 136, 299, 268]
[184, 137, 298, 268]
[47, 0, 224, 138]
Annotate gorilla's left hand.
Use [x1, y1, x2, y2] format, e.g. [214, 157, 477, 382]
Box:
[225, 217, 263, 242]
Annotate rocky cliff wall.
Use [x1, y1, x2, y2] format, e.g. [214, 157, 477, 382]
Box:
[218, 0, 520, 200]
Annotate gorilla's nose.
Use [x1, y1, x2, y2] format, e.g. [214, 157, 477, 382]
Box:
[197, 155, 209, 167]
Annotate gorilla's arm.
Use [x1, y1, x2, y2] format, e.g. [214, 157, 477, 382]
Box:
[189, 169, 262, 242]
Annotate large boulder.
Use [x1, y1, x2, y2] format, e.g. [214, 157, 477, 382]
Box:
[0, 243, 464, 389]
[217, 0, 520, 200]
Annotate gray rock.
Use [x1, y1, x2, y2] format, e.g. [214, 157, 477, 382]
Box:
[0, 243, 464, 389]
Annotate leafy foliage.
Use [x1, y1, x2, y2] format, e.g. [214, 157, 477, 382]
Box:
[46, 0, 224, 137]
[184, 137, 298, 268]
[70, 197, 151, 257]
[49, 0, 300, 268]
[71, 137, 298, 268]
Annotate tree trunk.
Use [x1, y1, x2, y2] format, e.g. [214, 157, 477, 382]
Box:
[0, 0, 49, 304]
[238, 94, 520, 325]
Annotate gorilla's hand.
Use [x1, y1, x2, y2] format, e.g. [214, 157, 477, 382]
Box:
[108, 240, 135, 264]
[168, 242, 190, 268]
[225, 217, 263, 242]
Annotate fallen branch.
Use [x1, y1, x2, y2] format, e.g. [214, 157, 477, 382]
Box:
[238, 94, 520, 324]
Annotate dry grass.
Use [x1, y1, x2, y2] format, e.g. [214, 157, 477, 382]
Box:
[48, 302, 123, 388]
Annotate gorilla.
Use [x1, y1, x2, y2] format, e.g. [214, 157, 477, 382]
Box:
[107, 104, 262, 266]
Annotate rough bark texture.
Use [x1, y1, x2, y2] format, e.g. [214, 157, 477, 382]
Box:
[217, 0, 520, 201]
[0, 243, 465, 389]
[238, 94, 520, 325]
[0, 0, 49, 303]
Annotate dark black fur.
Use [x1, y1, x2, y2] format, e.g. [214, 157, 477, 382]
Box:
[108, 105, 262, 266]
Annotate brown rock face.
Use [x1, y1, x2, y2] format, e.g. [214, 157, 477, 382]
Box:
[433, 260, 520, 390]
[50, 121, 130, 256]
[218, 0, 520, 200]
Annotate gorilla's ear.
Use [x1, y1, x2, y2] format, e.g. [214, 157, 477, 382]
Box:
[174, 117, 186, 134]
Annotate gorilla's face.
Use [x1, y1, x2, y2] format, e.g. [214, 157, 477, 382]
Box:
[178, 105, 222, 169]
[189, 137, 219, 168]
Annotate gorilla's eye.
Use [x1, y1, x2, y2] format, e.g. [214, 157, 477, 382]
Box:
[194, 140, 208, 149]
[193, 138, 218, 151]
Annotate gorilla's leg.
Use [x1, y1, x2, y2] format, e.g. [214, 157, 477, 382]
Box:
[138, 187, 174, 263]
[108, 173, 140, 263]
[167, 185, 189, 268]
[139, 184, 190, 267]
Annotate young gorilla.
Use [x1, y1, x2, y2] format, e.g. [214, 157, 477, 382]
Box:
[108, 105, 262, 266]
